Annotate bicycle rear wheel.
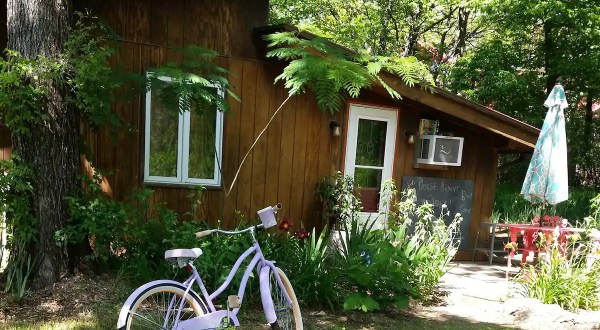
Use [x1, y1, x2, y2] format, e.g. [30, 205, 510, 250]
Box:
[124, 283, 206, 330]
[269, 267, 303, 330]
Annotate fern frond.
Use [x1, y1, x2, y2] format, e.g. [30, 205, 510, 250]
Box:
[265, 32, 434, 113]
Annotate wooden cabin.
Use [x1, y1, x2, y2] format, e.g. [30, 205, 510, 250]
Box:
[0, 0, 538, 258]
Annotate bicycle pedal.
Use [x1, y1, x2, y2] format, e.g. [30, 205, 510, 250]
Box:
[227, 295, 241, 308]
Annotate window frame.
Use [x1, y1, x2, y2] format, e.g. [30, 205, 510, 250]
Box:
[344, 103, 398, 229]
[143, 74, 224, 187]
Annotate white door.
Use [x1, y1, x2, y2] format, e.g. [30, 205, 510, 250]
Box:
[344, 103, 398, 230]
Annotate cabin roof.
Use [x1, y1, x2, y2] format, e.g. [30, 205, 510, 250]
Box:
[255, 24, 539, 152]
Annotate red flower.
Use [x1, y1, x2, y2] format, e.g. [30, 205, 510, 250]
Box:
[543, 215, 551, 222]
[279, 217, 294, 231]
[294, 228, 309, 241]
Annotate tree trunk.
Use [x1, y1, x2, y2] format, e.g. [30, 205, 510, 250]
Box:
[543, 20, 558, 94]
[453, 7, 469, 58]
[7, 0, 76, 289]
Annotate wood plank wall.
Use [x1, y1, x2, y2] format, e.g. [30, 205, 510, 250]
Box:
[73, 0, 341, 230]
[0, 0, 500, 252]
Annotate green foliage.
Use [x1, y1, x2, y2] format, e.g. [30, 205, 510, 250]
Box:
[265, 32, 433, 114]
[4, 247, 36, 300]
[583, 193, 600, 229]
[0, 50, 60, 134]
[493, 184, 596, 226]
[0, 155, 37, 247]
[275, 228, 342, 308]
[316, 171, 361, 226]
[65, 13, 126, 128]
[269, 0, 480, 61]
[343, 292, 380, 312]
[517, 245, 600, 311]
[385, 182, 462, 297]
[147, 45, 238, 114]
[0, 14, 128, 134]
[339, 222, 416, 311]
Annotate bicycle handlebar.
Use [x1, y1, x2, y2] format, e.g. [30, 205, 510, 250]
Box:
[194, 204, 281, 238]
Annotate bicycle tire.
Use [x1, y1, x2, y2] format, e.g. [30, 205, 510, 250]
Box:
[269, 267, 303, 330]
[123, 283, 206, 330]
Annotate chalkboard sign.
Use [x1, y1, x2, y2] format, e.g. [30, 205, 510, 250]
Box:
[401, 176, 473, 250]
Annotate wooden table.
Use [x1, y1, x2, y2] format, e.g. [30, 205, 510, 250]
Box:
[497, 223, 585, 270]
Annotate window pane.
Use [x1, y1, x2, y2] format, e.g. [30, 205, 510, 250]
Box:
[149, 90, 179, 177]
[188, 106, 216, 179]
[355, 119, 387, 166]
[355, 167, 382, 212]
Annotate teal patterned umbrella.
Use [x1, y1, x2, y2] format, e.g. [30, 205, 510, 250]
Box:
[521, 83, 568, 205]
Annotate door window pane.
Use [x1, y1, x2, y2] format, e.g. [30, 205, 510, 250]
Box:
[149, 90, 178, 177]
[355, 167, 382, 212]
[355, 119, 387, 166]
[188, 106, 216, 179]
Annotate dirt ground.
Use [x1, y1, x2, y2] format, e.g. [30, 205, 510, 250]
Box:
[1, 262, 599, 329]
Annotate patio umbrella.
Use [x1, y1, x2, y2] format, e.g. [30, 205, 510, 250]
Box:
[521, 82, 568, 205]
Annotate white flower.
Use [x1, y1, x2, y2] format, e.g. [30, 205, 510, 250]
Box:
[442, 203, 447, 209]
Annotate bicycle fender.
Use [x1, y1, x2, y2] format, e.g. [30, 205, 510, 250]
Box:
[259, 265, 277, 324]
[116, 279, 188, 330]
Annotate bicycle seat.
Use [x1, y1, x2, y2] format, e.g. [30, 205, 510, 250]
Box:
[164, 248, 203, 265]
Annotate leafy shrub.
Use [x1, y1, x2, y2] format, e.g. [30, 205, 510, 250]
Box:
[337, 217, 415, 312]
[0, 155, 37, 248]
[316, 171, 361, 228]
[275, 228, 342, 309]
[0, 156, 37, 299]
[385, 182, 462, 297]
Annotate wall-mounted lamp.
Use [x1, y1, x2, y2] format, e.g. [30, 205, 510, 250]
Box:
[404, 129, 416, 144]
[330, 120, 341, 137]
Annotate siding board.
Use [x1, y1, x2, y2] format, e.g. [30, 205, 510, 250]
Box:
[263, 77, 285, 207]
[249, 63, 271, 216]
[277, 95, 298, 220]
[289, 94, 310, 221]
[235, 61, 258, 218]
[302, 97, 322, 229]
[221, 58, 243, 225]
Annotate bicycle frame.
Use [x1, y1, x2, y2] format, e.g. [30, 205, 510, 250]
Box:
[117, 239, 294, 330]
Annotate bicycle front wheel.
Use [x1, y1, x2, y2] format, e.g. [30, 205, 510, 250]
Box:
[269, 267, 303, 330]
[124, 283, 206, 330]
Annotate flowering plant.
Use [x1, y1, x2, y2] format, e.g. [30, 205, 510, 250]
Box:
[278, 217, 294, 231]
[294, 228, 309, 241]
[504, 241, 518, 251]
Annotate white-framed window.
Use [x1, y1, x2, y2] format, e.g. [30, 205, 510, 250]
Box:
[344, 103, 398, 229]
[143, 75, 224, 187]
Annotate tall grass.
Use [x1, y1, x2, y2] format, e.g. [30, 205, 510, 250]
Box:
[517, 243, 600, 311]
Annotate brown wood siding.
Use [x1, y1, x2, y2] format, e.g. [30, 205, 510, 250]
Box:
[78, 0, 268, 60]
[0, 1, 506, 252]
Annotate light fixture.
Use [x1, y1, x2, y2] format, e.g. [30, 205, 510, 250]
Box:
[404, 129, 415, 144]
[330, 120, 341, 137]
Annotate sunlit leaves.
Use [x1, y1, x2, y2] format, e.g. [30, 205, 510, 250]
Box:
[265, 32, 433, 114]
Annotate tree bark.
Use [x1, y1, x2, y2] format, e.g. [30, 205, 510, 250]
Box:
[7, 0, 76, 289]
[453, 7, 469, 58]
